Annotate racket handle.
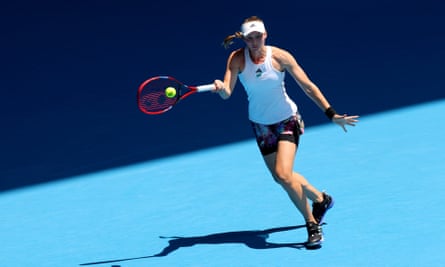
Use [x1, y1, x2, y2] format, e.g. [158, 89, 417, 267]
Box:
[196, 83, 215, 92]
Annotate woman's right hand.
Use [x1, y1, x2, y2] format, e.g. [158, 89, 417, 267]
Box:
[213, 79, 229, 99]
[214, 79, 225, 91]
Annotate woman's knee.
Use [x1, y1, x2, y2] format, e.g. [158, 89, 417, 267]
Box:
[273, 167, 294, 184]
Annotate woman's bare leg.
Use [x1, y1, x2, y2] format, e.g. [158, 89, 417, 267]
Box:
[263, 140, 323, 222]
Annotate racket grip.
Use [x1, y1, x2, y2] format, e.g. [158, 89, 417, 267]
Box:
[196, 83, 215, 92]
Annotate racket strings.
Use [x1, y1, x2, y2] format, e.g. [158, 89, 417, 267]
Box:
[138, 79, 180, 113]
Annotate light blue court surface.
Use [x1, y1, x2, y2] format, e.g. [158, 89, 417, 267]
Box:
[2, 100, 445, 267]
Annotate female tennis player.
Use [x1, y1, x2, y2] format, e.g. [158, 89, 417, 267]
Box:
[213, 16, 359, 247]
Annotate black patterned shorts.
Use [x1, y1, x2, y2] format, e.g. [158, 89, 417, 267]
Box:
[250, 114, 304, 155]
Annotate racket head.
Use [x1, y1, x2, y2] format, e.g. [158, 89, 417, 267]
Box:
[137, 76, 183, 115]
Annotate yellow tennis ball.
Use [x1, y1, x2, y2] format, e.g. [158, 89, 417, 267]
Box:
[165, 87, 177, 98]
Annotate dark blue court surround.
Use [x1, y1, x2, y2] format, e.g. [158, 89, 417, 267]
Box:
[2, 1, 445, 191]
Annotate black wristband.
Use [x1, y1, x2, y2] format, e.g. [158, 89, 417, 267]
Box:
[324, 107, 337, 120]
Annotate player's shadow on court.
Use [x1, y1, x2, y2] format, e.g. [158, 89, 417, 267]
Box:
[80, 224, 321, 265]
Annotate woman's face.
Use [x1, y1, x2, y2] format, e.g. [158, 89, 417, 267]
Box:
[243, 32, 266, 51]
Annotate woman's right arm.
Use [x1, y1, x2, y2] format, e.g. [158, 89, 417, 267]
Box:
[214, 49, 243, 100]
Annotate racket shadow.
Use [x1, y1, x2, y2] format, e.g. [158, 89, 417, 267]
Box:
[80, 224, 320, 265]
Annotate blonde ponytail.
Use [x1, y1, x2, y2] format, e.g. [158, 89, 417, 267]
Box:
[222, 31, 243, 49]
[222, 16, 264, 49]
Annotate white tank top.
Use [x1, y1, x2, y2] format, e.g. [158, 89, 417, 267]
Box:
[238, 46, 298, 124]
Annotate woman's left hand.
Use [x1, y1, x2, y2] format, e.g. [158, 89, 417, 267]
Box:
[332, 114, 359, 132]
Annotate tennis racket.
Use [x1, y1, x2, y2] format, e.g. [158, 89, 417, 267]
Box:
[137, 76, 215, 115]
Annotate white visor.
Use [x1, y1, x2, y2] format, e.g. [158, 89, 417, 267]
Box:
[241, 21, 266, 37]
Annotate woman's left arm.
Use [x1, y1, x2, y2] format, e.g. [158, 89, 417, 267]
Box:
[276, 48, 359, 131]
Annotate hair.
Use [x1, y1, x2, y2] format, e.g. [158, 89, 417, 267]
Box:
[222, 16, 264, 49]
